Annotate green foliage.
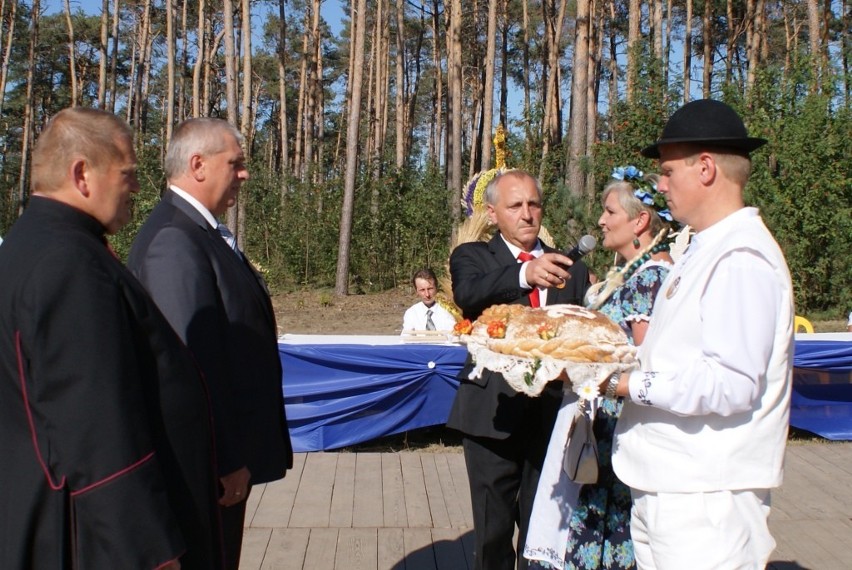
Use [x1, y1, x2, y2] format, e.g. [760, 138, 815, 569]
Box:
[744, 77, 852, 314]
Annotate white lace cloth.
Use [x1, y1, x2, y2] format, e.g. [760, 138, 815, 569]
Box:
[523, 389, 584, 568]
[465, 341, 635, 398]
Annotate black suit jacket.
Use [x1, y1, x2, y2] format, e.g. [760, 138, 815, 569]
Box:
[446, 233, 590, 441]
[128, 190, 293, 484]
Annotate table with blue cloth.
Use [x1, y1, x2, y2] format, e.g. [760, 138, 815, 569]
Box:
[278, 332, 852, 452]
[279, 335, 466, 452]
[791, 332, 852, 440]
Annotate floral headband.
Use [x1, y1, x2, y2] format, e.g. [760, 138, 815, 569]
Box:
[611, 165, 673, 222]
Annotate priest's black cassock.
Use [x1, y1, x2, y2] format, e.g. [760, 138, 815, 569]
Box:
[0, 197, 223, 568]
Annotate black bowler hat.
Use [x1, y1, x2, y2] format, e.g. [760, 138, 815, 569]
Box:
[641, 99, 767, 158]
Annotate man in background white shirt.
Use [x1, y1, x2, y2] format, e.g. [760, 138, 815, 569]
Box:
[401, 268, 456, 332]
[603, 100, 794, 569]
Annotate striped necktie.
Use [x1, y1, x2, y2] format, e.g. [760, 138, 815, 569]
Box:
[425, 309, 437, 331]
[217, 222, 243, 260]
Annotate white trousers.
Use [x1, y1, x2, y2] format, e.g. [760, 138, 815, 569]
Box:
[630, 488, 775, 570]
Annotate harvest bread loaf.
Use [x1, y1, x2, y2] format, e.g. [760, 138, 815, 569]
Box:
[463, 303, 633, 363]
[455, 303, 637, 397]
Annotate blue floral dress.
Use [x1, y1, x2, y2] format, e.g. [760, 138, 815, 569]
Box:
[532, 260, 670, 570]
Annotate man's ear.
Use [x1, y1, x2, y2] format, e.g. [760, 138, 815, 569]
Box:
[189, 153, 205, 181]
[71, 159, 91, 197]
[486, 203, 497, 225]
[698, 152, 716, 186]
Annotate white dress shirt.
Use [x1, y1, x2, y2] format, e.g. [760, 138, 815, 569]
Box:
[402, 301, 457, 332]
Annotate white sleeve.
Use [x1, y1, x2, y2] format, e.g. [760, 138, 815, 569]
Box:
[627, 248, 781, 417]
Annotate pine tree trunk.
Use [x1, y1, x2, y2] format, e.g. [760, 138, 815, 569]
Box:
[63, 0, 78, 107]
[192, 0, 204, 117]
[17, 0, 37, 216]
[480, 0, 497, 169]
[395, 0, 407, 170]
[0, 0, 18, 119]
[567, 0, 590, 198]
[448, 0, 463, 233]
[627, 0, 640, 102]
[98, 0, 108, 107]
[277, 0, 289, 192]
[335, 0, 369, 296]
[702, 0, 713, 97]
[683, 0, 692, 102]
[108, 0, 119, 112]
[165, 0, 175, 142]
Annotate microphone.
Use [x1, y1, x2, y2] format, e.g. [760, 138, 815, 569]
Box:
[564, 234, 597, 262]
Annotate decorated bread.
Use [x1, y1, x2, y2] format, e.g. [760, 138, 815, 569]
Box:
[457, 303, 634, 363]
[454, 303, 637, 396]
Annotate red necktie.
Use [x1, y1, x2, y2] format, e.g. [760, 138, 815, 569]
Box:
[516, 251, 540, 308]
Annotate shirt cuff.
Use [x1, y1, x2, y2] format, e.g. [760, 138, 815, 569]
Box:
[628, 369, 659, 407]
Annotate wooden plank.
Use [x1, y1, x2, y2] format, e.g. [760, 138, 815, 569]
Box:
[251, 462, 304, 528]
[382, 453, 408, 527]
[329, 452, 356, 528]
[421, 454, 451, 528]
[399, 453, 432, 528]
[403, 528, 438, 570]
[432, 527, 470, 570]
[353, 453, 384, 527]
[433, 454, 468, 528]
[244, 483, 266, 526]
[377, 528, 405, 570]
[781, 446, 848, 519]
[260, 528, 309, 570]
[335, 528, 378, 570]
[238, 527, 271, 570]
[289, 453, 338, 528]
[304, 528, 339, 569]
[447, 452, 474, 528]
[400, 453, 433, 528]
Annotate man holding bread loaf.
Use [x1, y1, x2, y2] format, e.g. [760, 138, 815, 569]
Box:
[448, 169, 591, 570]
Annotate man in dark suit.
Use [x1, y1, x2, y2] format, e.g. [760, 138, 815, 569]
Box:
[128, 118, 293, 570]
[0, 107, 223, 568]
[448, 170, 591, 570]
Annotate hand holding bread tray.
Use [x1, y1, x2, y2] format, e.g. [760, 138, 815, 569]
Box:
[453, 304, 637, 398]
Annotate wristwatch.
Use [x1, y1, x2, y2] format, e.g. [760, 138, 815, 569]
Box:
[604, 372, 620, 400]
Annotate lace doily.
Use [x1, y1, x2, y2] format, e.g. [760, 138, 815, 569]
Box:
[465, 340, 637, 398]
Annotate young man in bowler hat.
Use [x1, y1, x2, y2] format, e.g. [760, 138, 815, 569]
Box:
[601, 99, 794, 568]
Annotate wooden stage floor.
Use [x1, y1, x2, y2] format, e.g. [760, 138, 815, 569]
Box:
[240, 441, 852, 569]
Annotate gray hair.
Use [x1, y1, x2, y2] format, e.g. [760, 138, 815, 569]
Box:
[164, 118, 243, 180]
[483, 169, 543, 205]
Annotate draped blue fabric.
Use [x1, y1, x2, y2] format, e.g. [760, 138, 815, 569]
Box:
[280, 342, 465, 452]
[279, 335, 852, 450]
[791, 336, 852, 440]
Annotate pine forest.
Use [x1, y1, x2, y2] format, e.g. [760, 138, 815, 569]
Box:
[0, 0, 849, 315]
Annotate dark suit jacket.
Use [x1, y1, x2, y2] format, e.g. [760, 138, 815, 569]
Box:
[128, 190, 293, 484]
[447, 233, 590, 441]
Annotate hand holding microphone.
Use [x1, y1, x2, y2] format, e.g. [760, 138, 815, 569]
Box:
[524, 235, 597, 289]
[554, 234, 597, 289]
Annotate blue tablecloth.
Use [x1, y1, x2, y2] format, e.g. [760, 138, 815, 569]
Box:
[279, 333, 852, 451]
[790, 333, 852, 440]
[279, 336, 465, 452]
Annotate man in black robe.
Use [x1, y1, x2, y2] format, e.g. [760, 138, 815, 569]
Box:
[0, 107, 223, 569]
